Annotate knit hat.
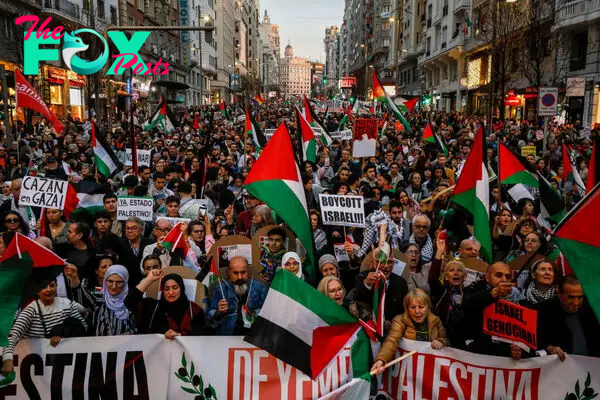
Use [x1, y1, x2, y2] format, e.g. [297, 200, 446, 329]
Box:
[318, 254, 338, 271]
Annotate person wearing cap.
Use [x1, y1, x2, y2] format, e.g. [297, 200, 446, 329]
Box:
[116, 175, 139, 197]
[44, 157, 68, 181]
[318, 254, 339, 278]
[235, 192, 261, 235]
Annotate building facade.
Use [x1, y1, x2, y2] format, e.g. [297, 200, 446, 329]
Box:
[214, 0, 236, 103]
[279, 44, 312, 97]
[259, 10, 280, 95]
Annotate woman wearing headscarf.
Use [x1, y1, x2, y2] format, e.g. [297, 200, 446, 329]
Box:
[67, 264, 137, 336]
[125, 270, 209, 338]
[282, 251, 304, 280]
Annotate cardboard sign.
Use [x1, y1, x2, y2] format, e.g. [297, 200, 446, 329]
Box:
[521, 146, 537, 157]
[217, 244, 253, 268]
[333, 244, 350, 263]
[483, 299, 538, 351]
[125, 149, 151, 167]
[318, 194, 366, 228]
[352, 118, 378, 157]
[19, 176, 68, 210]
[264, 129, 276, 140]
[117, 196, 154, 221]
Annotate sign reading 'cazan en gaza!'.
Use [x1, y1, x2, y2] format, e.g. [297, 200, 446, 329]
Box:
[19, 176, 68, 209]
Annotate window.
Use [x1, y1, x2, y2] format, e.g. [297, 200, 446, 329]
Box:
[128, 17, 134, 25]
[383, 38, 390, 47]
[98, 0, 105, 19]
[383, 21, 391, 30]
[110, 6, 118, 25]
[570, 31, 588, 71]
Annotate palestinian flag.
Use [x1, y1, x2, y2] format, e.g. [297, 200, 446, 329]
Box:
[162, 222, 200, 272]
[373, 70, 410, 131]
[220, 100, 230, 121]
[552, 184, 600, 321]
[451, 126, 492, 263]
[586, 135, 599, 194]
[92, 121, 119, 178]
[145, 95, 175, 132]
[372, 271, 386, 338]
[244, 269, 371, 396]
[422, 122, 448, 156]
[243, 122, 317, 283]
[303, 96, 333, 146]
[63, 184, 105, 220]
[295, 106, 317, 163]
[397, 96, 419, 113]
[338, 103, 353, 130]
[562, 144, 586, 194]
[245, 106, 267, 150]
[499, 143, 566, 224]
[0, 233, 66, 347]
[199, 256, 219, 287]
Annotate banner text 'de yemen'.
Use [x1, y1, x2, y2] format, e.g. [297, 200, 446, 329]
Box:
[382, 349, 541, 400]
[227, 347, 352, 399]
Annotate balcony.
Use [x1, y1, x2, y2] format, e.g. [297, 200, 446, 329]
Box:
[555, 0, 600, 30]
[433, 10, 442, 25]
[42, 0, 80, 21]
[453, 0, 470, 13]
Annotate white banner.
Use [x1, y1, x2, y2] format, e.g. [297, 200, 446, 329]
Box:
[19, 176, 68, 210]
[7, 336, 600, 399]
[330, 130, 352, 141]
[117, 196, 154, 221]
[156, 216, 192, 225]
[318, 194, 365, 228]
[264, 129, 276, 140]
[125, 149, 151, 167]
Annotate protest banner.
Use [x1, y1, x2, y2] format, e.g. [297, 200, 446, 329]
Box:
[156, 216, 192, 225]
[19, 176, 68, 210]
[264, 129, 277, 140]
[330, 130, 353, 141]
[8, 336, 600, 400]
[117, 197, 154, 221]
[319, 194, 365, 228]
[125, 149, 151, 167]
[521, 146, 537, 157]
[352, 118, 378, 157]
[483, 299, 538, 351]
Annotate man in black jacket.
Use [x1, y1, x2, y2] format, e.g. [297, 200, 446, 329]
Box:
[351, 249, 409, 324]
[537, 276, 600, 360]
[119, 216, 153, 285]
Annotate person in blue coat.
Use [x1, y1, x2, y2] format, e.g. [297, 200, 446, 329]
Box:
[208, 256, 268, 335]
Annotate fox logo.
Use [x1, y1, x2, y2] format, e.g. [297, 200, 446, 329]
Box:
[61, 29, 108, 75]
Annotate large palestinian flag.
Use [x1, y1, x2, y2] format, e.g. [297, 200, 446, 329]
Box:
[91, 121, 120, 178]
[245, 106, 267, 150]
[0, 233, 66, 346]
[396, 96, 419, 113]
[499, 143, 566, 224]
[243, 122, 316, 283]
[451, 126, 492, 262]
[373, 70, 410, 131]
[295, 106, 317, 163]
[552, 184, 600, 321]
[145, 95, 175, 132]
[562, 144, 585, 194]
[303, 96, 333, 146]
[63, 184, 105, 220]
[245, 269, 371, 396]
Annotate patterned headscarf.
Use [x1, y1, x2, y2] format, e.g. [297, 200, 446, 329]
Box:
[102, 265, 130, 320]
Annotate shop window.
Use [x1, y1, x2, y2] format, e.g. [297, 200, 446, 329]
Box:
[50, 85, 64, 105]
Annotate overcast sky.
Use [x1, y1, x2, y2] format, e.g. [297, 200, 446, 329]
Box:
[259, 0, 345, 62]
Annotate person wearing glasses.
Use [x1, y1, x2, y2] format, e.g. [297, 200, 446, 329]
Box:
[187, 218, 214, 257]
[119, 217, 153, 286]
[317, 276, 346, 306]
[403, 243, 431, 293]
[409, 214, 434, 263]
[66, 264, 137, 336]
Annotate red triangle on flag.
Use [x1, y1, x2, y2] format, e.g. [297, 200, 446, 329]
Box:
[296, 106, 315, 142]
[554, 186, 600, 248]
[303, 96, 314, 124]
[454, 126, 484, 195]
[0, 233, 66, 267]
[403, 97, 418, 112]
[423, 123, 435, 143]
[310, 322, 360, 380]
[63, 184, 80, 220]
[244, 122, 300, 184]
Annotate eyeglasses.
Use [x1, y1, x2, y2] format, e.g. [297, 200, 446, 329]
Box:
[414, 225, 430, 230]
[5, 218, 19, 223]
[406, 250, 420, 256]
[106, 279, 125, 287]
[126, 226, 140, 231]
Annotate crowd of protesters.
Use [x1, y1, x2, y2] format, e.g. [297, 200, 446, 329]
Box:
[1, 99, 599, 379]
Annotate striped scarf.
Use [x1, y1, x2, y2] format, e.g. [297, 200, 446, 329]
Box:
[525, 284, 557, 304]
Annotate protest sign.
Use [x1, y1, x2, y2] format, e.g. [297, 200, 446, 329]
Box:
[352, 118, 378, 157]
[117, 197, 154, 221]
[19, 176, 68, 210]
[9, 336, 600, 400]
[156, 216, 192, 225]
[483, 299, 538, 351]
[333, 244, 350, 262]
[264, 129, 276, 140]
[125, 149, 151, 167]
[330, 129, 353, 141]
[319, 194, 365, 227]
[521, 146, 537, 157]
[217, 244, 253, 268]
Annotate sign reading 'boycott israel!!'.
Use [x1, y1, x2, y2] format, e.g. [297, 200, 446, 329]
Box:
[318, 194, 365, 227]
[117, 197, 154, 221]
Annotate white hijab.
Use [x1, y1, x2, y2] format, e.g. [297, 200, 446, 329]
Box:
[281, 251, 303, 279]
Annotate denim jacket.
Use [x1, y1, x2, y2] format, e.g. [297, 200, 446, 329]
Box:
[207, 278, 268, 335]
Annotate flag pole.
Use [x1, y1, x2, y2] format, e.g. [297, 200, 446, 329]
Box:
[370, 350, 417, 375]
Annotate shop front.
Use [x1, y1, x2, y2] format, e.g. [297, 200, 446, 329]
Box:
[504, 90, 524, 120]
[43, 66, 87, 121]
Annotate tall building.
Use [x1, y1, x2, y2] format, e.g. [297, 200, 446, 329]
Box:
[279, 43, 312, 97]
[396, 0, 425, 96]
[259, 10, 280, 95]
[214, 0, 236, 103]
[324, 25, 340, 90]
